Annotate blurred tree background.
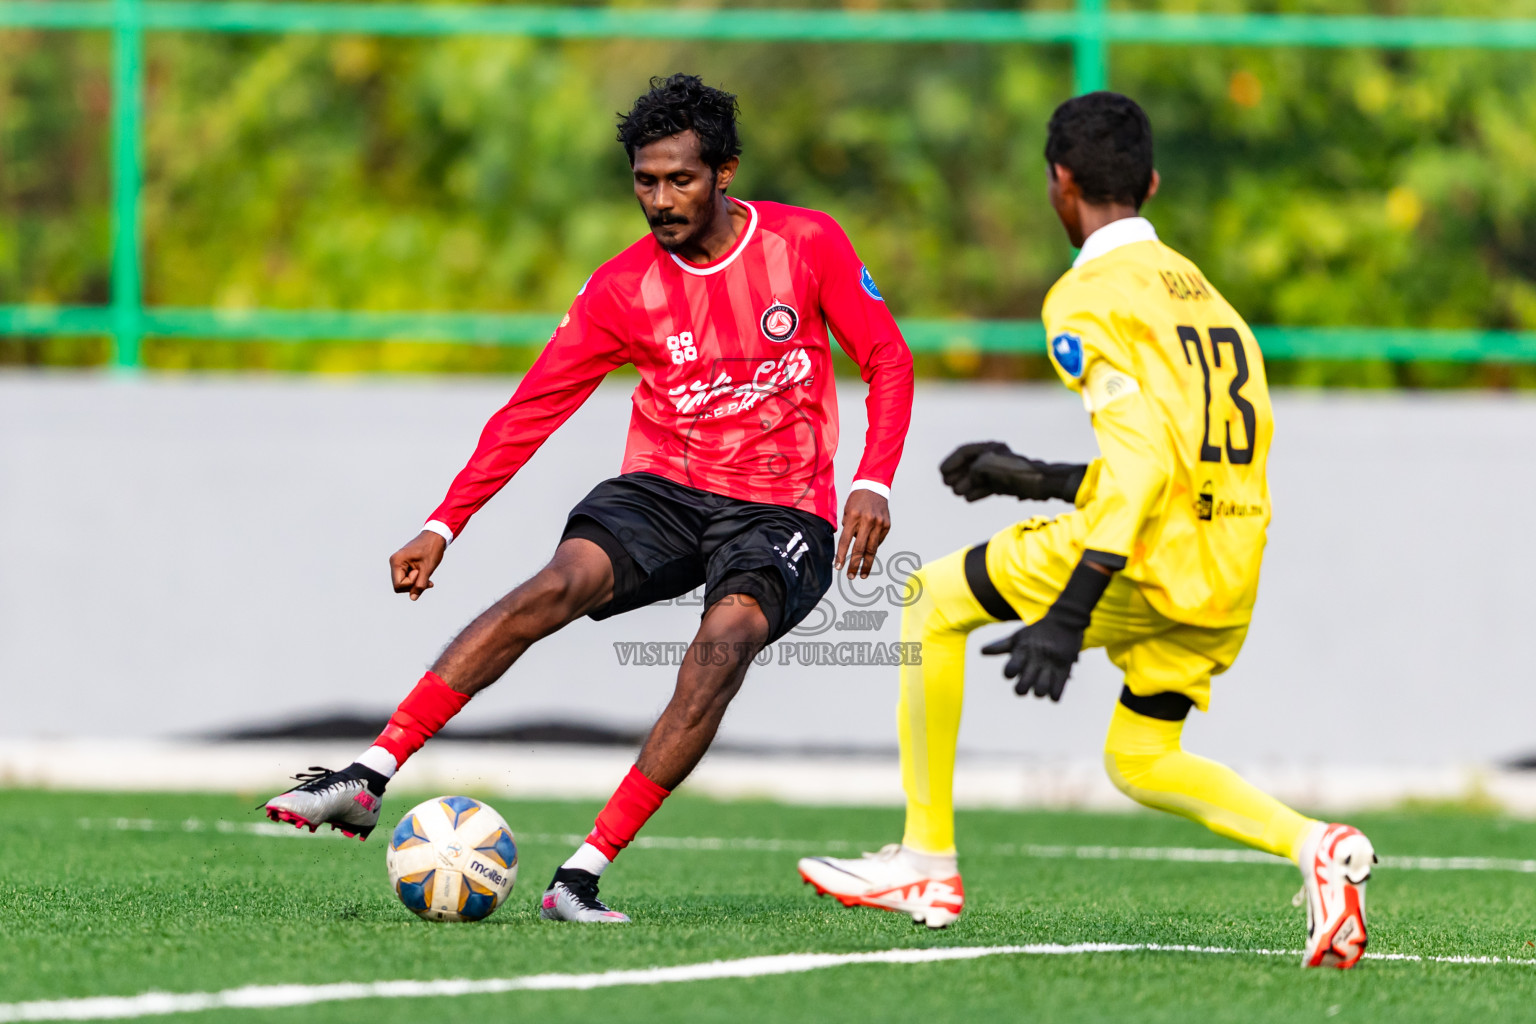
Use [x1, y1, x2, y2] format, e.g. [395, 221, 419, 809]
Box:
[4, 0, 1536, 384]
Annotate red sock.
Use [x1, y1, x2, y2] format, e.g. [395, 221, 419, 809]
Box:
[372, 672, 471, 767]
[586, 765, 671, 861]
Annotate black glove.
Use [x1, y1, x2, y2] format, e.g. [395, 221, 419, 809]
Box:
[939, 441, 1009, 497]
[980, 557, 1114, 701]
[939, 442, 1087, 504]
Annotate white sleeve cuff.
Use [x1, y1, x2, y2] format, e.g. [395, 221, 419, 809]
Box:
[423, 520, 455, 546]
[849, 479, 891, 499]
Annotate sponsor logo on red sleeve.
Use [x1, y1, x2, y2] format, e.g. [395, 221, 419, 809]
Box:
[859, 265, 883, 300]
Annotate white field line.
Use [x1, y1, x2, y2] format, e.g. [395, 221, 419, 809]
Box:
[5, 943, 1536, 1023]
[75, 818, 352, 841]
[75, 818, 1536, 874]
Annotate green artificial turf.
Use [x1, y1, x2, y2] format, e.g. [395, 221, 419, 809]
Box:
[2, 789, 1535, 1022]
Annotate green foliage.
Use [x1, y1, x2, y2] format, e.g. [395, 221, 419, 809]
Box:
[4, 1, 1536, 383]
[0, 29, 110, 305]
[1124, 0, 1536, 335]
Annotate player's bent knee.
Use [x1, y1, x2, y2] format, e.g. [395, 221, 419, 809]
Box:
[682, 604, 770, 691]
[700, 597, 771, 649]
[1102, 698, 1189, 803]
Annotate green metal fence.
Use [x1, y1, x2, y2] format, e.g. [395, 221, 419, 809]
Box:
[8, 0, 1536, 370]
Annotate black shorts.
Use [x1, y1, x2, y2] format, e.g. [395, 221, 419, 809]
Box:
[561, 472, 834, 643]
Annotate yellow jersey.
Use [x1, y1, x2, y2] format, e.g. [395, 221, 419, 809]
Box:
[1043, 218, 1272, 629]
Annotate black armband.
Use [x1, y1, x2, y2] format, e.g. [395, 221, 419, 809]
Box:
[1082, 548, 1126, 571]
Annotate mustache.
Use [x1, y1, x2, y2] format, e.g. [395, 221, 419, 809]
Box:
[648, 212, 688, 228]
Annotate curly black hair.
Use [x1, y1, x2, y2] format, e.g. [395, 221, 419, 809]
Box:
[617, 73, 742, 169]
[1045, 92, 1155, 208]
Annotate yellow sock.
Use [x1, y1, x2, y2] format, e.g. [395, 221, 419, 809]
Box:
[898, 549, 992, 857]
[1103, 702, 1317, 863]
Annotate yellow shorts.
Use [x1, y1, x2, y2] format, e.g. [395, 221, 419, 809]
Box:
[980, 514, 1248, 712]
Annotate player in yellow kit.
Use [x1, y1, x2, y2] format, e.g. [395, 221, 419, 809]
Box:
[800, 92, 1377, 968]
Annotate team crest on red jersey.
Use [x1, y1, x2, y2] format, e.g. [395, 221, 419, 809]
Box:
[759, 302, 799, 343]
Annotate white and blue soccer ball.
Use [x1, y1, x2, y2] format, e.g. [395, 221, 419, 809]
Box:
[385, 795, 518, 922]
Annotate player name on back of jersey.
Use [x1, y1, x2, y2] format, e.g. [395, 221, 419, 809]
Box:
[1159, 269, 1213, 301]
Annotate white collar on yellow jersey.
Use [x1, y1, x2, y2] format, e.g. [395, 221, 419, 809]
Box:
[1072, 216, 1158, 268]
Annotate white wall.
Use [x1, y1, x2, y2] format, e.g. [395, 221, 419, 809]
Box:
[4, 374, 1533, 768]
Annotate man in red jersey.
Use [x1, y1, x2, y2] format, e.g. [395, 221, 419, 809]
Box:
[264, 74, 915, 922]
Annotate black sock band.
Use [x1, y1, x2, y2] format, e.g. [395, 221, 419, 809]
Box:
[1118, 686, 1194, 721]
[963, 542, 1020, 622]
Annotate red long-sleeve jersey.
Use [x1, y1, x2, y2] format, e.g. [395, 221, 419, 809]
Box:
[425, 199, 914, 539]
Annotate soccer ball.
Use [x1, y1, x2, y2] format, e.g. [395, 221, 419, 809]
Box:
[385, 795, 518, 922]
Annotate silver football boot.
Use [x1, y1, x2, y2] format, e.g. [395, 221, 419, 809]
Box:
[263, 764, 387, 840]
[540, 868, 631, 923]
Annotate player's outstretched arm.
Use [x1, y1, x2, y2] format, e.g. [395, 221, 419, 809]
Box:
[939, 441, 1087, 503]
[980, 556, 1116, 701]
[390, 530, 447, 601]
[836, 488, 891, 580]
[425, 280, 631, 544]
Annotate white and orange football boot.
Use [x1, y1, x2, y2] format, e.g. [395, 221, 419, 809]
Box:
[798, 844, 964, 929]
[1297, 822, 1377, 969]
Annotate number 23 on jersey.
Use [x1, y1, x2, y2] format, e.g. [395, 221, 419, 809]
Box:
[1177, 324, 1261, 466]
